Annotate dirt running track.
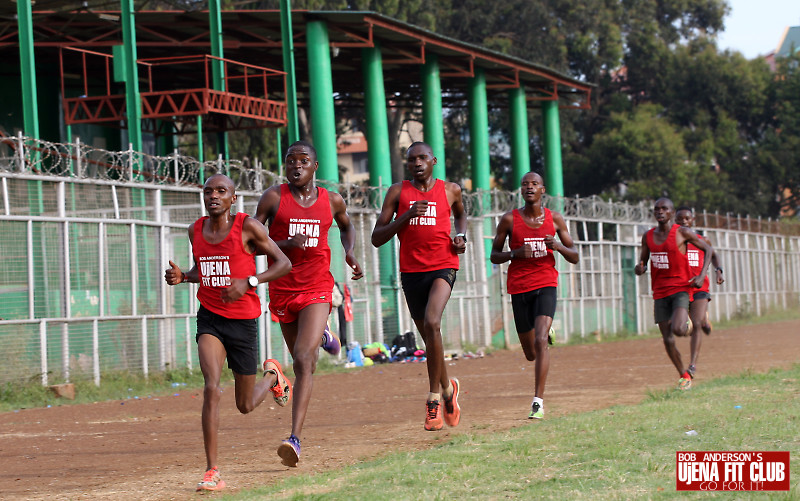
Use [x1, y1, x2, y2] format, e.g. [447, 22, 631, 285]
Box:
[2, 319, 798, 500]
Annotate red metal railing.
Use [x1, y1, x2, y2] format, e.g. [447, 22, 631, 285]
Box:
[60, 48, 287, 128]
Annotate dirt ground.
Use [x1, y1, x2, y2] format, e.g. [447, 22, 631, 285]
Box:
[2, 319, 798, 500]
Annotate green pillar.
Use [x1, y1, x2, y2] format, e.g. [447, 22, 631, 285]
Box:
[17, 0, 44, 216]
[208, 0, 225, 91]
[508, 87, 530, 186]
[17, 0, 39, 140]
[280, 0, 300, 144]
[120, 0, 142, 153]
[276, 128, 282, 176]
[542, 100, 564, 199]
[208, 0, 228, 160]
[468, 69, 491, 194]
[421, 55, 445, 180]
[306, 20, 342, 283]
[468, 68, 493, 275]
[306, 20, 338, 183]
[156, 121, 176, 157]
[363, 43, 399, 340]
[197, 115, 205, 183]
[362, 45, 392, 185]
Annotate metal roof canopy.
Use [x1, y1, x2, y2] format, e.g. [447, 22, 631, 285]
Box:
[2, 9, 592, 125]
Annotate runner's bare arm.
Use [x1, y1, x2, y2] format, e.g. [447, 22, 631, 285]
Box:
[447, 181, 467, 254]
[634, 232, 650, 275]
[330, 192, 364, 280]
[253, 186, 307, 250]
[165, 222, 200, 285]
[371, 183, 416, 247]
[490, 211, 524, 263]
[546, 211, 579, 264]
[253, 186, 281, 225]
[704, 235, 725, 285]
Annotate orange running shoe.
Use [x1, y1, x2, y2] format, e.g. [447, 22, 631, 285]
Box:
[263, 359, 292, 407]
[442, 378, 461, 427]
[678, 371, 693, 390]
[196, 466, 226, 491]
[424, 399, 443, 431]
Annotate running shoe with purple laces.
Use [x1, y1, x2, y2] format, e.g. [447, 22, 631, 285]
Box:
[278, 434, 301, 467]
[321, 323, 341, 356]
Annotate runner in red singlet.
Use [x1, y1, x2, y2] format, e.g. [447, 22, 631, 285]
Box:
[634, 198, 712, 390]
[164, 174, 292, 491]
[490, 171, 578, 420]
[675, 207, 725, 379]
[371, 141, 466, 432]
[254, 141, 363, 467]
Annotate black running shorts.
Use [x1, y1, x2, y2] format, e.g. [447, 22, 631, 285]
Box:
[196, 306, 259, 375]
[400, 268, 457, 321]
[511, 286, 557, 333]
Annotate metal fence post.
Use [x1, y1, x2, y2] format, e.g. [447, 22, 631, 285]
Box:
[75, 137, 82, 178]
[17, 132, 25, 172]
[142, 316, 148, 377]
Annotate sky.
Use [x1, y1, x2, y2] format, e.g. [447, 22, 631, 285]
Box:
[716, 0, 800, 58]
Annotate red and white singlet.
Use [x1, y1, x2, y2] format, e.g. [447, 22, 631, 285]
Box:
[397, 179, 459, 273]
[268, 184, 334, 294]
[646, 224, 691, 299]
[506, 208, 559, 294]
[192, 212, 261, 319]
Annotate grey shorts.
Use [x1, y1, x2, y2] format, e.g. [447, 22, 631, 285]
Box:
[654, 291, 690, 324]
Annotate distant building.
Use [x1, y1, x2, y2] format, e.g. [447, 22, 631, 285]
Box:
[336, 131, 369, 184]
[761, 26, 798, 72]
[775, 26, 800, 59]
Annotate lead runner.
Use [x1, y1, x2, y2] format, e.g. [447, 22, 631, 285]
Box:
[165, 173, 292, 491]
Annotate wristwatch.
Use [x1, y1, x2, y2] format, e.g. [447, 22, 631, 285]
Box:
[247, 275, 259, 288]
[455, 233, 467, 242]
[715, 267, 723, 273]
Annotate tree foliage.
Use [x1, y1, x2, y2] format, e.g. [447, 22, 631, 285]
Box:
[180, 0, 798, 218]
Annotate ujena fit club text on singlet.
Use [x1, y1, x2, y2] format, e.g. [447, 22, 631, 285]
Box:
[397, 179, 459, 273]
[506, 208, 559, 295]
[267, 184, 334, 294]
[686, 239, 709, 300]
[192, 212, 261, 319]
[646, 224, 691, 299]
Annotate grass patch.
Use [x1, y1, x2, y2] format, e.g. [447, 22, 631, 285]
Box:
[0, 353, 354, 412]
[0, 367, 208, 412]
[562, 305, 800, 348]
[226, 364, 800, 500]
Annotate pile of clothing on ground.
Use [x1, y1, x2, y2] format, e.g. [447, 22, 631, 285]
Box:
[343, 331, 426, 368]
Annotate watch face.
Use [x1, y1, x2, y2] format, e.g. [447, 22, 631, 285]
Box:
[248, 276, 258, 288]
